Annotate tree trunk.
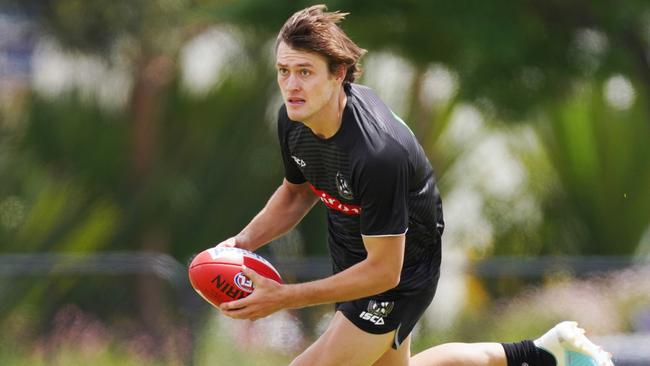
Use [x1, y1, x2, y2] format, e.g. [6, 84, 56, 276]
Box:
[129, 52, 174, 340]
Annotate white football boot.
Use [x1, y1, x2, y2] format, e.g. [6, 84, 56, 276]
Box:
[534, 321, 614, 366]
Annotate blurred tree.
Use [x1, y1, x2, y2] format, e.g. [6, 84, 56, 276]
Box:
[214, 0, 650, 120]
[535, 82, 650, 255]
[0, 0, 287, 346]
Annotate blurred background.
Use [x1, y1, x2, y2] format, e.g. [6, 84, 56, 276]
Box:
[1, 0, 649, 365]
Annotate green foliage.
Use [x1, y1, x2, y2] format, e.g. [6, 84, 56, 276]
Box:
[537, 83, 650, 254]
[25, 95, 129, 192]
[30, 0, 207, 55]
[212, 0, 650, 119]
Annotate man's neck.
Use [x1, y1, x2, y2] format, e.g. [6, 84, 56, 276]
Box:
[304, 87, 347, 139]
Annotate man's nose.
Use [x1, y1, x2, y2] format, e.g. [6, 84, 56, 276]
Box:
[286, 73, 301, 91]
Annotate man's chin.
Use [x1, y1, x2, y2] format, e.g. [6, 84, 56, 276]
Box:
[286, 111, 307, 122]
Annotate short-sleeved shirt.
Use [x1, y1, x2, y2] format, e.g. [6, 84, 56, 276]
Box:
[277, 83, 444, 296]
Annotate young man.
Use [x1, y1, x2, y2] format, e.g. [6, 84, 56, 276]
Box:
[216, 5, 614, 366]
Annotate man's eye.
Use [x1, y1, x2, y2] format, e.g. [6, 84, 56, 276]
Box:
[301, 69, 311, 76]
[278, 68, 289, 75]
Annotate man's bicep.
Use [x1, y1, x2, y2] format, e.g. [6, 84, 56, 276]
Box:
[282, 179, 318, 204]
[362, 234, 405, 262]
[361, 234, 405, 276]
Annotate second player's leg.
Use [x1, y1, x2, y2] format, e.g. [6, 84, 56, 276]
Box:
[410, 342, 507, 366]
[290, 311, 400, 366]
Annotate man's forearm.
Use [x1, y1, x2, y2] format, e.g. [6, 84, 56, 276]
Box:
[283, 235, 405, 308]
[235, 181, 317, 251]
[284, 258, 399, 309]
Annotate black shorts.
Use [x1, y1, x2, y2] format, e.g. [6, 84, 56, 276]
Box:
[336, 288, 436, 349]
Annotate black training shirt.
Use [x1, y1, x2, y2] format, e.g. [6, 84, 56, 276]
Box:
[277, 83, 444, 296]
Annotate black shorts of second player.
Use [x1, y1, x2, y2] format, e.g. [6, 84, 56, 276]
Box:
[336, 287, 436, 349]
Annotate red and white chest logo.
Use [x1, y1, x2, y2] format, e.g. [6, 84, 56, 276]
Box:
[309, 184, 361, 216]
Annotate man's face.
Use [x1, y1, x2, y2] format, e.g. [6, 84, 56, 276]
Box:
[276, 41, 341, 123]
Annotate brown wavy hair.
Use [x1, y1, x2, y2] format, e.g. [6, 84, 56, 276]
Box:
[276, 4, 367, 83]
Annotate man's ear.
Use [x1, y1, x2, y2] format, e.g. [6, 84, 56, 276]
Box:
[335, 64, 346, 82]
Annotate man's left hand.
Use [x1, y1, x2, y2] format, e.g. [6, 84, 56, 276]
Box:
[219, 265, 288, 321]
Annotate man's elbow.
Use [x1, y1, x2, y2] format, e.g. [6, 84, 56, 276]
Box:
[379, 267, 401, 291]
[386, 275, 400, 290]
[388, 271, 401, 288]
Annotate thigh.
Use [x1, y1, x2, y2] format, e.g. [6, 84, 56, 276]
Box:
[372, 335, 411, 366]
[290, 311, 395, 366]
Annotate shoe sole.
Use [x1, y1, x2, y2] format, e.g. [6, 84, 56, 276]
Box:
[555, 321, 614, 366]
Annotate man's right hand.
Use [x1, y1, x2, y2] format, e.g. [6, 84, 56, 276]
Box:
[215, 236, 238, 248]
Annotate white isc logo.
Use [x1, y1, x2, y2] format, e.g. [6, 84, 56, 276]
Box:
[359, 311, 385, 325]
[291, 155, 306, 167]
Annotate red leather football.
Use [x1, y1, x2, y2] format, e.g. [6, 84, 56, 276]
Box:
[188, 246, 283, 307]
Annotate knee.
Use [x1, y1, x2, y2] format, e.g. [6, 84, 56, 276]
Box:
[288, 354, 304, 366]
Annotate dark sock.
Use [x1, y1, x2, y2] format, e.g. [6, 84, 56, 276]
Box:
[538, 347, 556, 366]
[501, 340, 557, 366]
